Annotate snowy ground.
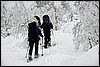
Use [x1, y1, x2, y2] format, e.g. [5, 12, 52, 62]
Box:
[1, 21, 99, 66]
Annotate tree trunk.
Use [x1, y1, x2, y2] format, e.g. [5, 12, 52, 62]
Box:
[88, 37, 92, 49]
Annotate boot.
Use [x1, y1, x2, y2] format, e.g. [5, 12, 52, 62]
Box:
[34, 54, 39, 58]
[27, 55, 33, 62]
[44, 42, 47, 48]
[48, 42, 51, 46]
[44, 45, 47, 48]
[28, 55, 33, 61]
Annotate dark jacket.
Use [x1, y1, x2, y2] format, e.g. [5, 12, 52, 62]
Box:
[28, 22, 43, 41]
[41, 21, 53, 33]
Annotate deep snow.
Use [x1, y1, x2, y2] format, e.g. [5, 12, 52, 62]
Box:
[1, 21, 99, 66]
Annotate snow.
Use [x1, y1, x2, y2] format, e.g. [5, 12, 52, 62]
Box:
[1, 1, 99, 66]
[1, 21, 99, 66]
[72, 45, 99, 66]
[1, 22, 99, 66]
[39, 54, 77, 66]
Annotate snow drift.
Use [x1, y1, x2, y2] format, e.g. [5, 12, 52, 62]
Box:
[72, 45, 99, 66]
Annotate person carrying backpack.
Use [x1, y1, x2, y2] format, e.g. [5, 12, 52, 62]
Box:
[27, 17, 43, 61]
[41, 15, 53, 48]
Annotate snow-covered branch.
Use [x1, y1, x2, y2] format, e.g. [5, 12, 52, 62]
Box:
[73, 1, 99, 51]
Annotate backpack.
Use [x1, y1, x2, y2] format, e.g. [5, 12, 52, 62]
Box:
[28, 22, 40, 41]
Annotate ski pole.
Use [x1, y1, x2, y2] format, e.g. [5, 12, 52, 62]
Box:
[41, 37, 43, 56]
[25, 45, 29, 58]
[52, 30, 56, 45]
[52, 30, 54, 40]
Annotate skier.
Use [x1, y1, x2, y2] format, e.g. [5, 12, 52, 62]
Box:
[27, 17, 43, 62]
[41, 15, 53, 48]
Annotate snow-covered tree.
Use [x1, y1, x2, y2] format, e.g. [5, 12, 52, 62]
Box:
[6, 1, 29, 39]
[61, 1, 73, 22]
[1, 2, 11, 38]
[72, 1, 99, 51]
[29, 1, 73, 30]
[35, 1, 49, 8]
[30, 1, 58, 30]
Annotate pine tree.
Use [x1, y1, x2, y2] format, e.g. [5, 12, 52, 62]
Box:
[7, 1, 29, 39]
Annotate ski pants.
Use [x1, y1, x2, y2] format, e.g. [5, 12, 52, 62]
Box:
[28, 39, 39, 56]
[44, 32, 51, 47]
